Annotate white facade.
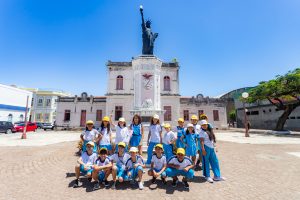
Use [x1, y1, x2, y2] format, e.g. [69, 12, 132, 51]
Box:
[56, 56, 227, 129]
[20, 88, 71, 123]
[0, 84, 32, 123]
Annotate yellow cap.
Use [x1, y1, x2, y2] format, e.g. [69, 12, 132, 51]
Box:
[163, 123, 171, 128]
[200, 114, 208, 120]
[191, 115, 198, 120]
[86, 120, 94, 125]
[118, 142, 126, 148]
[176, 148, 185, 155]
[86, 141, 95, 147]
[178, 118, 184, 122]
[102, 116, 110, 122]
[155, 144, 163, 149]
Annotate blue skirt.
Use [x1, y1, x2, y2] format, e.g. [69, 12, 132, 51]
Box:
[129, 135, 142, 147]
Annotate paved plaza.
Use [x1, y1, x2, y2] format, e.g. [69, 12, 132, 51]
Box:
[1, 130, 300, 200]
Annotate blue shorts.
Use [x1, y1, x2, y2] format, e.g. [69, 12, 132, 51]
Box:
[116, 165, 126, 179]
[149, 168, 166, 178]
[165, 167, 194, 179]
[99, 144, 112, 151]
[98, 170, 105, 181]
[129, 135, 142, 147]
[80, 164, 93, 175]
[127, 165, 143, 180]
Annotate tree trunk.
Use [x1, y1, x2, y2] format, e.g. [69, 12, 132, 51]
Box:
[275, 102, 300, 131]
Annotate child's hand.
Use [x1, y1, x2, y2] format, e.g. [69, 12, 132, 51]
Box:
[215, 147, 218, 153]
[153, 171, 159, 178]
[202, 149, 207, 156]
[134, 164, 139, 168]
[183, 167, 189, 172]
[175, 165, 180, 170]
[128, 172, 132, 177]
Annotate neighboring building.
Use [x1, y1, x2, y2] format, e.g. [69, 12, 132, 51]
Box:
[56, 56, 228, 129]
[0, 84, 32, 123]
[20, 88, 71, 123]
[220, 87, 300, 131]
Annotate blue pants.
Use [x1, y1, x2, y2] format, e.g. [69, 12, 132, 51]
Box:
[115, 144, 128, 153]
[80, 164, 93, 175]
[129, 135, 142, 147]
[99, 144, 112, 151]
[165, 167, 194, 179]
[127, 165, 143, 180]
[149, 168, 166, 178]
[163, 144, 174, 161]
[202, 145, 221, 178]
[82, 140, 97, 153]
[146, 142, 159, 164]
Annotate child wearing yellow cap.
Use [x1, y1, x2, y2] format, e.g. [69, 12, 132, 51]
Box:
[109, 142, 130, 189]
[73, 141, 97, 188]
[148, 144, 167, 184]
[184, 123, 198, 166]
[146, 114, 162, 165]
[92, 148, 112, 190]
[175, 118, 185, 149]
[165, 148, 194, 189]
[162, 123, 177, 161]
[80, 120, 99, 153]
[98, 116, 113, 155]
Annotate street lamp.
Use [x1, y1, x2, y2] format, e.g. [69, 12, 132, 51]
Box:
[242, 92, 250, 137]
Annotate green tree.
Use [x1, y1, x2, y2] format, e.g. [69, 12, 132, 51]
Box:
[247, 68, 300, 131]
[229, 110, 236, 122]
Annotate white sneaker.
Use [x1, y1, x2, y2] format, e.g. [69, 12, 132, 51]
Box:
[138, 181, 144, 190]
[206, 177, 214, 183]
[213, 176, 226, 181]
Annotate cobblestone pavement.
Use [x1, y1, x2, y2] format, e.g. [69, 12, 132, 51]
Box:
[1, 136, 300, 200]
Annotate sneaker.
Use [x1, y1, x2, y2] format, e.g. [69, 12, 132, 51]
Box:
[183, 181, 189, 189]
[213, 176, 226, 181]
[138, 181, 144, 190]
[130, 179, 135, 185]
[151, 177, 157, 184]
[161, 177, 167, 185]
[206, 177, 214, 183]
[73, 179, 80, 188]
[111, 181, 116, 189]
[93, 181, 100, 190]
[172, 179, 178, 187]
[104, 180, 110, 187]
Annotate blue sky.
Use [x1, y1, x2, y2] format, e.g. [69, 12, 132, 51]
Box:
[0, 0, 299, 97]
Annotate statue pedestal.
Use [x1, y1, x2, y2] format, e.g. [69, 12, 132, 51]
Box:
[130, 55, 164, 121]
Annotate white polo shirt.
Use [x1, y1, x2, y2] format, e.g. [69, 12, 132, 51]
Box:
[115, 126, 130, 144]
[81, 129, 99, 141]
[162, 131, 176, 145]
[167, 156, 193, 170]
[149, 124, 162, 143]
[151, 154, 167, 170]
[125, 155, 144, 170]
[81, 152, 97, 166]
[95, 157, 111, 166]
[109, 152, 130, 168]
[199, 129, 214, 148]
[99, 127, 111, 145]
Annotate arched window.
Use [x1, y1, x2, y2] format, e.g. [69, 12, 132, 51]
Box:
[8, 114, 13, 122]
[163, 76, 171, 91]
[116, 75, 123, 90]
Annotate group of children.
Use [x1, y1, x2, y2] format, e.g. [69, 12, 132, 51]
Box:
[73, 114, 225, 190]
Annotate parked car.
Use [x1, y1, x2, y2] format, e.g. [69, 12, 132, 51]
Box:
[0, 121, 17, 134]
[42, 123, 54, 131]
[14, 122, 37, 132]
[36, 122, 43, 129]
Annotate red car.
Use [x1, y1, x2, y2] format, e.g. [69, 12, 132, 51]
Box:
[14, 122, 37, 132]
